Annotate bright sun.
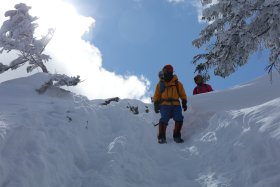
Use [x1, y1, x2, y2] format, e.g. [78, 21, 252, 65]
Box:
[29, 0, 94, 53]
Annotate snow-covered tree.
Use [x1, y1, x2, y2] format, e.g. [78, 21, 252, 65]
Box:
[0, 3, 80, 91]
[0, 3, 52, 73]
[192, 0, 280, 79]
[36, 74, 80, 94]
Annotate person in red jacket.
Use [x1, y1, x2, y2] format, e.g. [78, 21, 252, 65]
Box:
[193, 74, 213, 95]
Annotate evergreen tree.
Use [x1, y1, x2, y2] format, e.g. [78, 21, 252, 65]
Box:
[0, 3, 51, 73]
[0, 3, 80, 90]
[192, 0, 280, 79]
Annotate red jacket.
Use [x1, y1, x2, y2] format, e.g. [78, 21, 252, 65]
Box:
[193, 83, 213, 95]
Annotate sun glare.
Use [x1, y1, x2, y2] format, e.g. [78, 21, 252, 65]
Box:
[0, 0, 150, 101]
[25, 0, 100, 75]
[30, 0, 94, 50]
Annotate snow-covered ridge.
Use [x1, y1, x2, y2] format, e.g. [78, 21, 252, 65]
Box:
[0, 73, 280, 187]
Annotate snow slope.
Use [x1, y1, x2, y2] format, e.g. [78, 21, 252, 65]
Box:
[0, 73, 280, 187]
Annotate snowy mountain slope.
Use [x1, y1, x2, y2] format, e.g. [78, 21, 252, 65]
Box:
[0, 73, 280, 187]
[183, 73, 280, 187]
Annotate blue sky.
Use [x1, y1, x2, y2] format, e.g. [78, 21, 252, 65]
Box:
[0, 0, 270, 101]
[67, 0, 269, 94]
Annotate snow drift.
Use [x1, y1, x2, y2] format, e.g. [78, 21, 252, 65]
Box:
[0, 73, 280, 187]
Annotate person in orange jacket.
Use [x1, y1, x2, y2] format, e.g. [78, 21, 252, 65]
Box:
[153, 64, 187, 144]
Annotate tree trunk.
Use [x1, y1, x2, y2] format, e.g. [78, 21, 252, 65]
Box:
[40, 63, 48, 73]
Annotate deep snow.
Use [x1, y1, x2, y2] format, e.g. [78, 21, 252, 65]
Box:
[0, 73, 280, 187]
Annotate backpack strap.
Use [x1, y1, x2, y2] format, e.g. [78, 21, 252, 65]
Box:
[175, 80, 179, 96]
[159, 81, 165, 93]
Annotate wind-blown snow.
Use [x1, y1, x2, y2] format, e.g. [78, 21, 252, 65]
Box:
[0, 73, 280, 187]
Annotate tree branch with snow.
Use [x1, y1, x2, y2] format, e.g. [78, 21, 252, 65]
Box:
[192, 0, 280, 79]
[36, 74, 80, 94]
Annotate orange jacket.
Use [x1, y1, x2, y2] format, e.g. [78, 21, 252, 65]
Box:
[153, 75, 187, 106]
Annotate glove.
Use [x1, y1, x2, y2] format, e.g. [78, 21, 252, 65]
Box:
[182, 100, 187, 111]
[154, 101, 160, 113]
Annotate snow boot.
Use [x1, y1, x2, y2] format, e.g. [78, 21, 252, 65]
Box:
[158, 123, 167, 144]
[173, 121, 184, 143]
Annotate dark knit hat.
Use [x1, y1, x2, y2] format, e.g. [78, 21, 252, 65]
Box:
[163, 64, 173, 73]
[194, 74, 203, 84]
